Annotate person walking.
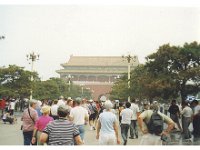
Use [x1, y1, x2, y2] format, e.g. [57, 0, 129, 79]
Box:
[31, 105, 53, 145]
[21, 99, 38, 145]
[96, 100, 120, 145]
[50, 100, 59, 120]
[191, 100, 200, 138]
[120, 102, 133, 145]
[39, 105, 83, 145]
[9, 99, 15, 116]
[180, 101, 193, 140]
[69, 97, 89, 142]
[168, 100, 182, 132]
[129, 99, 140, 139]
[0, 97, 6, 118]
[118, 102, 124, 124]
[138, 101, 174, 145]
[57, 96, 65, 106]
[88, 99, 98, 130]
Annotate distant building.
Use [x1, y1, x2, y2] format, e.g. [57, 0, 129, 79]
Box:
[56, 55, 139, 101]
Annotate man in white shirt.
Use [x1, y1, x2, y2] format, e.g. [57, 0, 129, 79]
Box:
[51, 100, 59, 120]
[9, 99, 16, 116]
[129, 99, 140, 139]
[69, 97, 89, 142]
[181, 101, 193, 139]
[120, 102, 133, 145]
[57, 96, 65, 106]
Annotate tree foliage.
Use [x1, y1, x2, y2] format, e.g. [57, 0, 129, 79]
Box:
[0, 65, 91, 100]
[146, 41, 200, 101]
[110, 41, 200, 102]
[0, 65, 32, 98]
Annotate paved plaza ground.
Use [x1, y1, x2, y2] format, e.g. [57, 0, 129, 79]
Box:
[0, 111, 200, 145]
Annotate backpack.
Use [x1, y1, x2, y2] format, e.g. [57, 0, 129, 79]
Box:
[146, 111, 164, 135]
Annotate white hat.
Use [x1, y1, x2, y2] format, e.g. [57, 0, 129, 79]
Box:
[88, 99, 93, 102]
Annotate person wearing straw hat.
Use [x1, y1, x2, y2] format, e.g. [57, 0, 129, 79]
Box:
[31, 105, 53, 145]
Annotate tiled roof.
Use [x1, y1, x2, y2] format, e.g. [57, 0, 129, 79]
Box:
[61, 56, 139, 67]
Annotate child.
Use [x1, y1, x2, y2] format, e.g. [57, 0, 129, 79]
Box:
[2, 112, 14, 124]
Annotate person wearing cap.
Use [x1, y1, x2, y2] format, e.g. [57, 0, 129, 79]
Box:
[21, 99, 38, 145]
[40, 105, 83, 145]
[69, 97, 89, 142]
[138, 101, 175, 145]
[96, 100, 120, 145]
[31, 105, 53, 145]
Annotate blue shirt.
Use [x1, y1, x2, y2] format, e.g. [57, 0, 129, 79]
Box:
[99, 111, 117, 134]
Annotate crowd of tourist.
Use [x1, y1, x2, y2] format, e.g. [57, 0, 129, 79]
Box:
[1, 96, 200, 145]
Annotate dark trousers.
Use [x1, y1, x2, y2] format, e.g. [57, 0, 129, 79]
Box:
[121, 124, 130, 142]
[10, 109, 14, 116]
[23, 131, 33, 145]
[130, 120, 138, 138]
[193, 114, 200, 137]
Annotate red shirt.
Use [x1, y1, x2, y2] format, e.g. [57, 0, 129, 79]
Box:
[0, 99, 6, 109]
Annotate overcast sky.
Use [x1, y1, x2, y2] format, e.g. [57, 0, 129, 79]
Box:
[0, 1, 200, 80]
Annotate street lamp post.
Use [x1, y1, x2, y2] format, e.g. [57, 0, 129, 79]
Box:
[80, 84, 84, 97]
[27, 52, 39, 101]
[122, 53, 136, 102]
[67, 74, 73, 92]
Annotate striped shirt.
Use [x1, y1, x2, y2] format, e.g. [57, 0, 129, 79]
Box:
[43, 118, 80, 145]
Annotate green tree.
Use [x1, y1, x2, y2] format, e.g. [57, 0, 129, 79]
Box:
[110, 73, 129, 101]
[0, 65, 33, 98]
[146, 41, 200, 101]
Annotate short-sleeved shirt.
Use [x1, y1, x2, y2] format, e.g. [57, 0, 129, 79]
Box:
[35, 115, 53, 131]
[181, 106, 193, 117]
[168, 105, 180, 115]
[120, 108, 133, 125]
[70, 106, 89, 125]
[0, 99, 6, 109]
[9, 101, 15, 110]
[130, 103, 140, 120]
[21, 107, 38, 132]
[99, 111, 117, 135]
[139, 109, 174, 131]
[51, 104, 59, 116]
[43, 119, 80, 145]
